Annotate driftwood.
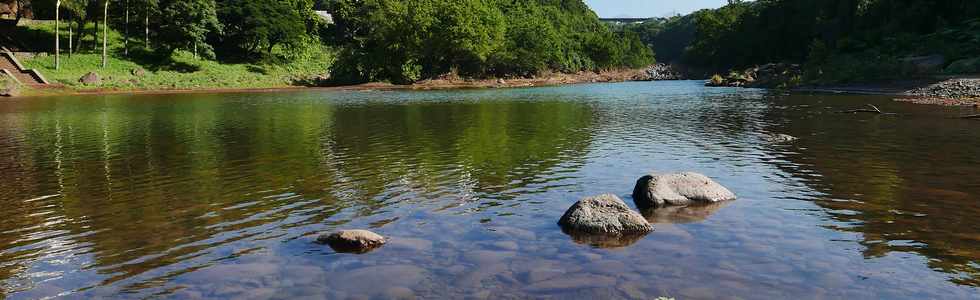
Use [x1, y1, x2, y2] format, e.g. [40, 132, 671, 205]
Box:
[839, 104, 893, 114]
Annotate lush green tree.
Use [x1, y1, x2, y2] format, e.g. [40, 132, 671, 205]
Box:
[325, 0, 654, 84]
[618, 14, 697, 64]
[216, 0, 310, 57]
[152, 0, 220, 58]
[671, 0, 980, 76]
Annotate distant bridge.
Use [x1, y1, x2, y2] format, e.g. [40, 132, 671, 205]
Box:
[599, 18, 651, 25]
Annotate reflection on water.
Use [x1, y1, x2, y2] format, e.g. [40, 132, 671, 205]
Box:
[761, 94, 980, 287]
[642, 201, 732, 224]
[0, 82, 978, 299]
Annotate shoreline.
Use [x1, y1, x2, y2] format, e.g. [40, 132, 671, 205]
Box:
[792, 76, 980, 106]
[5, 69, 652, 99]
[7, 73, 980, 108]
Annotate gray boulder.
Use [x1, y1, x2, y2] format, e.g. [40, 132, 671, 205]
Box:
[631, 172, 736, 210]
[79, 72, 101, 84]
[558, 194, 652, 235]
[316, 229, 386, 253]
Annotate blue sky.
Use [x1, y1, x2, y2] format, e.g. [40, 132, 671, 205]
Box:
[584, 0, 729, 18]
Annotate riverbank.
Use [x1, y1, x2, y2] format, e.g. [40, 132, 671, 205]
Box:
[793, 77, 980, 106]
[6, 68, 655, 98]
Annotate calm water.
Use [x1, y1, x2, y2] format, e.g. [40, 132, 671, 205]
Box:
[1, 81, 979, 299]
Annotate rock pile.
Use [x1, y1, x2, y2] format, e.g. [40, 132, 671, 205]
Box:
[644, 63, 684, 81]
[907, 79, 980, 99]
[705, 63, 801, 88]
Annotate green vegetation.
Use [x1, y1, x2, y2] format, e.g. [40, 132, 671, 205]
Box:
[323, 0, 655, 84]
[18, 21, 332, 90]
[611, 14, 697, 64]
[9, 0, 654, 91]
[620, 0, 980, 84]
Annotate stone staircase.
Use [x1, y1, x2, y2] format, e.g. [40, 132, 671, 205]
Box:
[0, 47, 48, 86]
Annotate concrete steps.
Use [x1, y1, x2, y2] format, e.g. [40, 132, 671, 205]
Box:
[0, 47, 48, 86]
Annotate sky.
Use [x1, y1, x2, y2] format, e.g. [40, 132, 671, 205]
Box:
[584, 0, 730, 18]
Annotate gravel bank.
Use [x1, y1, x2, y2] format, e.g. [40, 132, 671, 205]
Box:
[898, 78, 980, 106]
[907, 78, 980, 98]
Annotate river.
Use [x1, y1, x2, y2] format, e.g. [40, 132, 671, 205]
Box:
[1, 81, 978, 299]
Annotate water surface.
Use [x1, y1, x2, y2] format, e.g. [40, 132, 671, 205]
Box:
[1, 81, 979, 299]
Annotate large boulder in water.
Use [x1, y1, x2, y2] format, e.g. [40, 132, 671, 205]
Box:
[631, 172, 736, 210]
[558, 194, 652, 235]
[316, 229, 386, 253]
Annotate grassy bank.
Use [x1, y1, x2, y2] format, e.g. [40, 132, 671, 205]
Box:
[13, 21, 333, 94]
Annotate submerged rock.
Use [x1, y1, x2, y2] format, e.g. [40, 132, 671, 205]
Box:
[316, 229, 386, 253]
[631, 172, 736, 210]
[764, 133, 798, 143]
[559, 194, 652, 248]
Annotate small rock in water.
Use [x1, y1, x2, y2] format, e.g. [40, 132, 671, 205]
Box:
[382, 287, 415, 300]
[558, 194, 652, 235]
[764, 133, 798, 143]
[558, 194, 652, 248]
[491, 241, 519, 251]
[632, 172, 736, 210]
[316, 229, 386, 253]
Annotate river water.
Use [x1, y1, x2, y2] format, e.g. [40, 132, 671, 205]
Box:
[1, 81, 978, 299]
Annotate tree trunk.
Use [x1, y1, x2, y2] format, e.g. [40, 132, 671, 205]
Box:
[94, 19, 99, 51]
[102, 0, 109, 69]
[124, 0, 129, 56]
[73, 19, 86, 54]
[56, 0, 61, 70]
[68, 17, 72, 57]
[145, 4, 150, 48]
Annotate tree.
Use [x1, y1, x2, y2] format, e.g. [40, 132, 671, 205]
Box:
[217, 0, 309, 57]
[141, 0, 157, 48]
[101, 0, 107, 68]
[324, 0, 652, 84]
[56, 0, 61, 69]
[153, 0, 220, 58]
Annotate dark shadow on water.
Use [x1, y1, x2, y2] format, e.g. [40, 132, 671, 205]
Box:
[641, 201, 733, 224]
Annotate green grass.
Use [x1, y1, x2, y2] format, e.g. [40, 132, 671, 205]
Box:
[15, 21, 333, 91]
